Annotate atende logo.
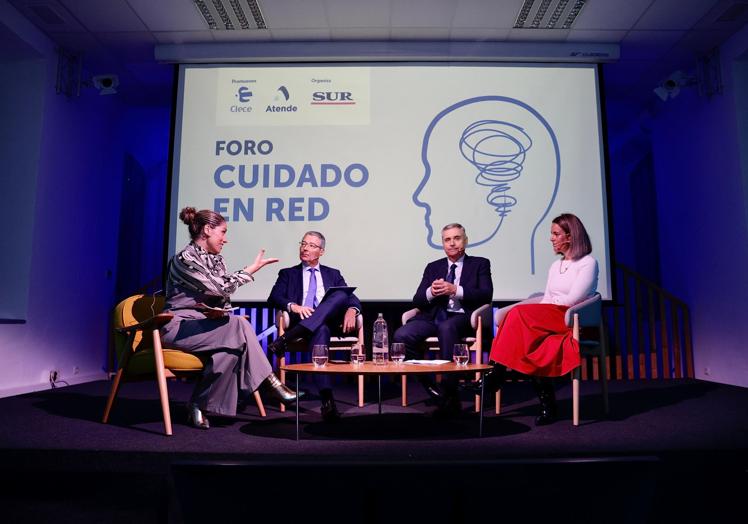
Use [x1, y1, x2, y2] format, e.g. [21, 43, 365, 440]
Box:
[231, 86, 253, 113]
[266, 85, 298, 113]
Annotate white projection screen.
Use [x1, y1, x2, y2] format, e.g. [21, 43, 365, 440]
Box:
[169, 63, 612, 302]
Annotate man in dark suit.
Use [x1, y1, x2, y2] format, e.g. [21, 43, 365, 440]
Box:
[267, 231, 361, 422]
[393, 223, 493, 417]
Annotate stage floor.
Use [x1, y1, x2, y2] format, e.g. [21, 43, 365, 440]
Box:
[1, 377, 746, 523]
[2, 377, 746, 456]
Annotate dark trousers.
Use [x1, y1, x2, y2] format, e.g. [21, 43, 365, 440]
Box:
[290, 290, 351, 392]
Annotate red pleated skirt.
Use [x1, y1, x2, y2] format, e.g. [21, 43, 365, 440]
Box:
[489, 303, 580, 377]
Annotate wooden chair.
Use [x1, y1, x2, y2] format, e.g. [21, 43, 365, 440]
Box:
[493, 292, 609, 425]
[102, 294, 266, 436]
[399, 304, 491, 411]
[274, 311, 365, 411]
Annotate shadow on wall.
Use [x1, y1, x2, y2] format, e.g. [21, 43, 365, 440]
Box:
[115, 153, 167, 301]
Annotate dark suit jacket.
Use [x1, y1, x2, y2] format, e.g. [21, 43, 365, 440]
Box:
[411, 254, 493, 322]
[268, 263, 361, 313]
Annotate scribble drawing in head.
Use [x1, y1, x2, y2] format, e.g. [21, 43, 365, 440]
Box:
[413, 96, 560, 274]
[459, 120, 532, 219]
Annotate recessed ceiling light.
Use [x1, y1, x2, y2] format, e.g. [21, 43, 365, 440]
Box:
[193, 0, 266, 31]
[514, 0, 587, 29]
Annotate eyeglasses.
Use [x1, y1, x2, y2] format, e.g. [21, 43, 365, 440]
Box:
[299, 241, 322, 250]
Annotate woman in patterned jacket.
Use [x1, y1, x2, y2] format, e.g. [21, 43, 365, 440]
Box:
[161, 206, 302, 429]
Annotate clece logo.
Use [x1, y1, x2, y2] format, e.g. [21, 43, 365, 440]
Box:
[231, 86, 253, 113]
[236, 86, 253, 102]
[311, 91, 356, 105]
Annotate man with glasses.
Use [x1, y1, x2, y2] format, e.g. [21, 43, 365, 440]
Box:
[268, 231, 361, 422]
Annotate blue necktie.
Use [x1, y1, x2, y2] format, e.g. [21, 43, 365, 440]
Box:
[436, 264, 457, 323]
[304, 268, 317, 308]
[446, 263, 457, 284]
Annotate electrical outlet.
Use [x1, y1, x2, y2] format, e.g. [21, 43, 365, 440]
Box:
[704, 367, 711, 376]
[73, 366, 79, 375]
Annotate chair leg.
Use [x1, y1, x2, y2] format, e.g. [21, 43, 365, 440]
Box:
[572, 314, 580, 427]
[253, 391, 266, 417]
[152, 330, 173, 436]
[358, 375, 364, 407]
[474, 370, 481, 413]
[473, 319, 482, 412]
[401, 375, 407, 406]
[495, 390, 501, 415]
[102, 368, 124, 423]
[600, 321, 610, 415]
[572, 368, 580, 427]
[279, 355, 286, 413]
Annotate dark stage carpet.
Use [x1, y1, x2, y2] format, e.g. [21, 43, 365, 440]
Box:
[1, 377, 746, 523]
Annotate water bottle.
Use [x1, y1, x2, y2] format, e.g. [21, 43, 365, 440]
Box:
[372, 313, 389, 365]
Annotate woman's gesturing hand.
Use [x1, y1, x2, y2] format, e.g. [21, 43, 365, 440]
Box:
[244, 249, 280, 276]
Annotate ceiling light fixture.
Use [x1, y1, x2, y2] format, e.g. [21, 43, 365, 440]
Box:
[561, 0, 587, 29]
[246, 0, 267, 29]
[212, 0, 234, 30]
[193, 0, 266, 30]
[194, 0, 218, 30]
[229, 0, 250, 30]
[546, 0, 570, 28]
[514, 0, 534, 28]
[531, 0, 553, 29]
[514, 0, 586, 29]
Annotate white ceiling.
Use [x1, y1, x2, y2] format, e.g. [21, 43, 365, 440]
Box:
[4, 0, 748, 112]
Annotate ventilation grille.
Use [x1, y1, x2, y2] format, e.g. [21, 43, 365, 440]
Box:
[514, 0, 587, 29]
[193, 0, 266, 30]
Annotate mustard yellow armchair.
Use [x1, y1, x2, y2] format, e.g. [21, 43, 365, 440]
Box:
[102, 294, 266, 435]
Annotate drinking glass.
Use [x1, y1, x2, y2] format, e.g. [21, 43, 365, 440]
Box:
[453, 344, 469, 366]
[372, 347, 388, 365]
[350, 344, 365, 366]
[312, 344, 329, 367]
[390, 342, 406, 364]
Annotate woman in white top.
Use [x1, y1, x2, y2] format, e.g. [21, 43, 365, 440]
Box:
[473, 213, 598, 425]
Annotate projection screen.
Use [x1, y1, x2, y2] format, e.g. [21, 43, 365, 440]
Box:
[169, 63, 611, 302]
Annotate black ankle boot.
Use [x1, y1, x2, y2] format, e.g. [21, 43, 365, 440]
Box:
[268, 325, 311, 356]
[319, 389, 341, 422]
[461, 361, 505, 393]
[261, 373, 304, 405]
[532, 377, 557, 426]
[418, 377, 444, 403]
[267, 335, 288, 357]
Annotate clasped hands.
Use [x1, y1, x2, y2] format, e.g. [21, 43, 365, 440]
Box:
[289, 303, 358, 333]
[431, 278, 457, 297]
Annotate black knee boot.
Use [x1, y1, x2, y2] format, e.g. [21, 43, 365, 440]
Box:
[462, 361, 505, 393]
[532, 377, 557, 426]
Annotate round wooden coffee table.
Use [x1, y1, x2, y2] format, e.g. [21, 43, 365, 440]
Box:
[281, 361, 492, 440]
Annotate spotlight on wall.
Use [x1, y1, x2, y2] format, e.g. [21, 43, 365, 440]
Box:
[653, 70, 696, 102]
[92, 74, 119, 95]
